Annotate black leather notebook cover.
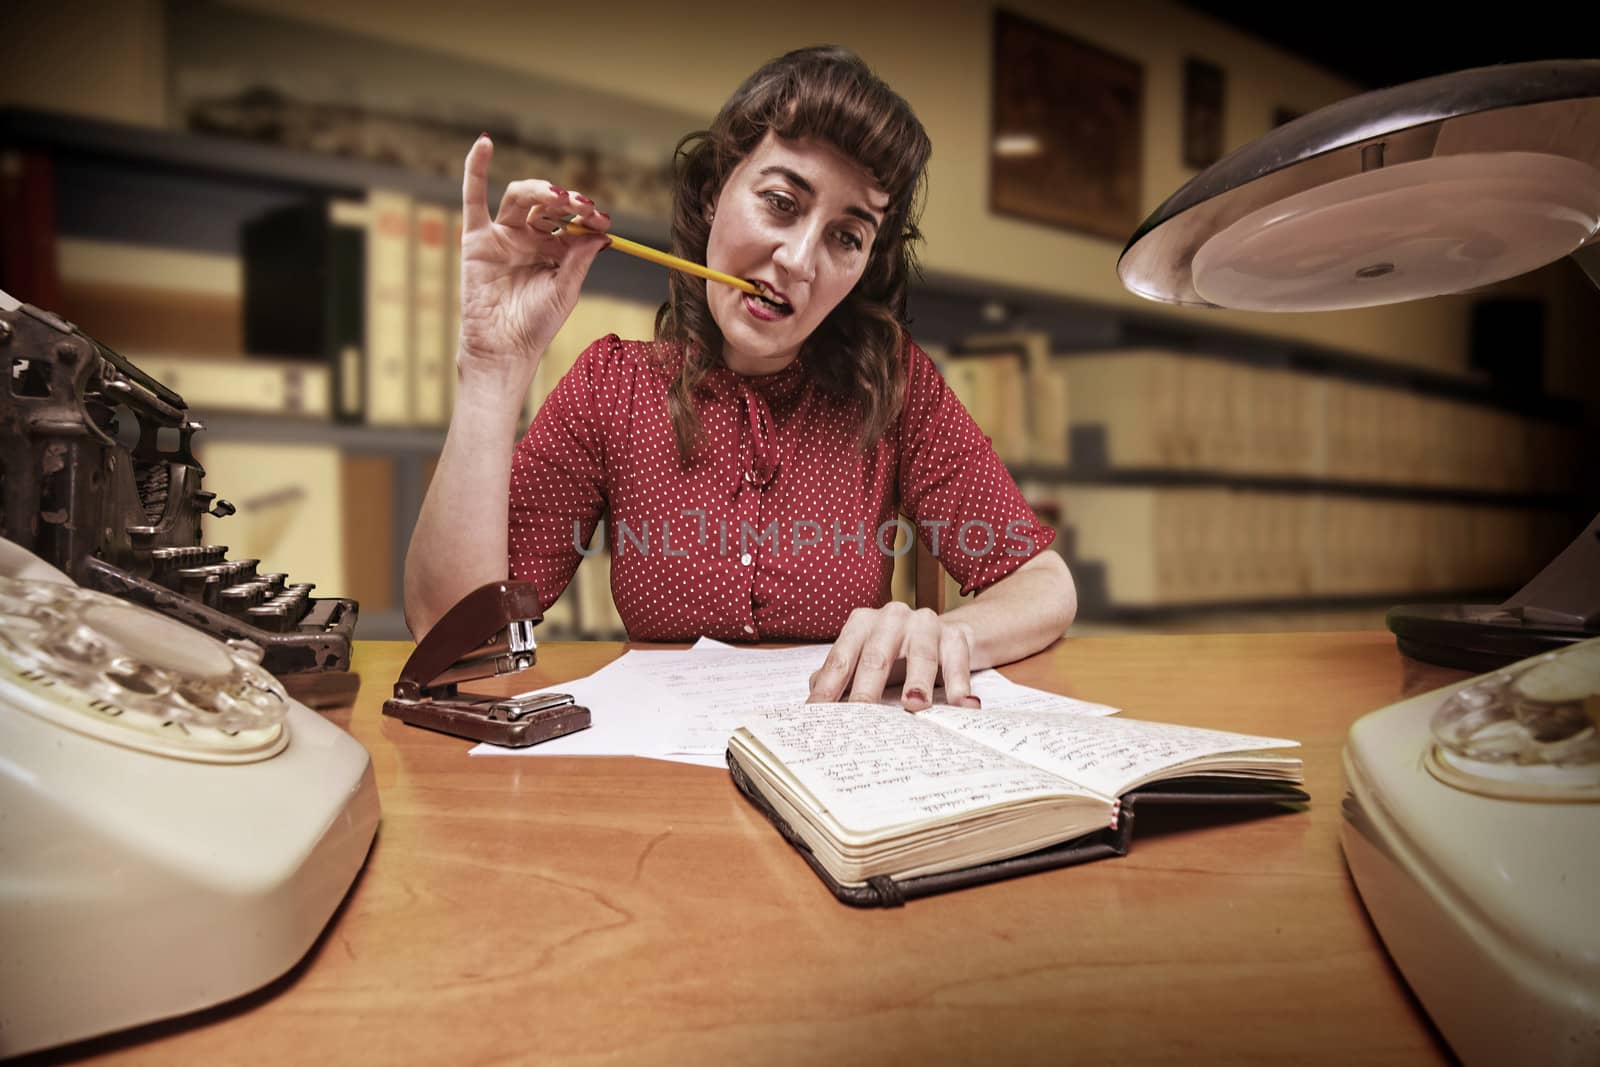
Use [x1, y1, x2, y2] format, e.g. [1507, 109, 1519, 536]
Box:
[727, 750, 1310, 907]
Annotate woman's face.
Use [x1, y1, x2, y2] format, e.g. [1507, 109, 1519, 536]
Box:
[705, 132, 890, 376]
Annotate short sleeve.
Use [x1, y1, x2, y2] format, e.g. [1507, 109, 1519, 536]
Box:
[896, 342, 1057, 595]
[506, 335, 621, 611]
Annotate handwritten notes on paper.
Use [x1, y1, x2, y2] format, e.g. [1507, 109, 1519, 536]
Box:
[920, 707, 1300, 798]
[622, 645, 831, 756]
[741, 702, 1092, 832]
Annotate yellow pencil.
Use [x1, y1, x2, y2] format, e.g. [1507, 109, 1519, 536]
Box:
[564, 222, 762, 296]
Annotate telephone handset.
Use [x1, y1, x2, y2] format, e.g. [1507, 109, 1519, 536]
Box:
[0, 535, 380, 1058]
[383, 579, 591, 747]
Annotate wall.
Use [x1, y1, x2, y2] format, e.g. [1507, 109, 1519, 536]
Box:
[3, 0, 1589, 387]
[208, 0, 1485, 374]
[2, 1, 167, 127]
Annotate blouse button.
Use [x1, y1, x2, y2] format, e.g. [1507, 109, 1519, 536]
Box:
[740, 552, 752, 566]
[743, 624, 755, 635]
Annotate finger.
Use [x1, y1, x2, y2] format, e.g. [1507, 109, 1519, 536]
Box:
[899, 609, 942, 711]
[557, 228, 613, 287]
[497, 178, 570, 228]
[807, 609, 874, 703]
[462, 135, 493, 232]
[567, 194, 612, 234]
[847, 603, 911, 704]
[937, 625, 979, 708]
[527, 197, 610, 282]
[525, 204, 567, 235]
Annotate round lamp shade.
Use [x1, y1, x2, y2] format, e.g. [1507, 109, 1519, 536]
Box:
[1190, 152, 1600, 311]
[1118, 60, 1600, 309]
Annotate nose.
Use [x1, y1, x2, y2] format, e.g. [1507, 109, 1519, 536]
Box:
[771, 221, 823, 284]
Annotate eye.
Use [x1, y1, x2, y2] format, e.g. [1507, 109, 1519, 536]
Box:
[835, 229, 864, 252]
[762, 191, 798, 215]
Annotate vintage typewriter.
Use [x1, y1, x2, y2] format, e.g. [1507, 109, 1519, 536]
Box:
[0, 288, 357, 697]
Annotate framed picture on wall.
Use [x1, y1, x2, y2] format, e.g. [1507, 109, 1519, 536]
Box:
[1183, 57, 1225, 168]
[990, 10, 1144, 242]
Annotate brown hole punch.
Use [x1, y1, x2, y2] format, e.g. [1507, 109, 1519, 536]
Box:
[382, 580, 591, 747]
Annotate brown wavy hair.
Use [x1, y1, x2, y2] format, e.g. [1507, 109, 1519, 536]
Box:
[654, 46, 931, 459]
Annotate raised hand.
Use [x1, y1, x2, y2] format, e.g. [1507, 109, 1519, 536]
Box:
[455, 135, 613, 386]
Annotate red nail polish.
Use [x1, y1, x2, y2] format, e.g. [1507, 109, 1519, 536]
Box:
[549, 185, 567, 196]
[573, 193, 593, 205]
[905, 688, 927, 703]
[597, 211, 611, 221]
[961, 695, 982, 708]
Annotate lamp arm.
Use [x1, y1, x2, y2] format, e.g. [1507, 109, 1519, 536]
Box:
[1572, 243, 1600, 292]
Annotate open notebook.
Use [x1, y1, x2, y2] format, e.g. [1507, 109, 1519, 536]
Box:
[728, 701, 1307, 907]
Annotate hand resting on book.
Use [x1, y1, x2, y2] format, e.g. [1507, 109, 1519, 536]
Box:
[806, 604, 981, 711]
[806, 552, 1076, 711]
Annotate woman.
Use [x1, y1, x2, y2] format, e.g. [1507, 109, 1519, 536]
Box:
[405, 46, 1076, 709]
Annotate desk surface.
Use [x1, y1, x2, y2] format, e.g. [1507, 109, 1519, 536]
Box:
[58, 632, 1468, 1065]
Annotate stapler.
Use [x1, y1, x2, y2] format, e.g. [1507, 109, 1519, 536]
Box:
[382, 580, 591, 747]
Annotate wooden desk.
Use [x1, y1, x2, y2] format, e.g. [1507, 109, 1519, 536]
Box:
[54, 633, 1468, 1065]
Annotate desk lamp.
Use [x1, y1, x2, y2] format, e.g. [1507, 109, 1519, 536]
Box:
[1117, 60, 1599, 1067]
[1118, 59, 1600, 673]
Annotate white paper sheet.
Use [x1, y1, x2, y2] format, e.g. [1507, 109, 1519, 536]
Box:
[966, 670, 1121, 717]
[469, 640, 1121, 764]
[636, 645, 832, 754]
[466, 650, 677, 759]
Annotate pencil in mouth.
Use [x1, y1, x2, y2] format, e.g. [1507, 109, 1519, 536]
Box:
[563, 220, 760, 297]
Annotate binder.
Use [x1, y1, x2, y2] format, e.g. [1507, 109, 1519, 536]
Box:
[241, 196, 366, 421]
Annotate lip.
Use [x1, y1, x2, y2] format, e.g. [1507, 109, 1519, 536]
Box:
[742, 292, 786, 322]
[751, 280, 792, 306]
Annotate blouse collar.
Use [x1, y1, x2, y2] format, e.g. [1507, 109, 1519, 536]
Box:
[698, 351, 812, 489]
[705, 350, 811, 407]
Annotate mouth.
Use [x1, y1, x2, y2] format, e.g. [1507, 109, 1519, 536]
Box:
[743, 282, 794, 320]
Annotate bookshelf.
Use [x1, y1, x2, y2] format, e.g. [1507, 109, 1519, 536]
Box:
[908, 283, 1591, 630]
[194, 416, 443, 641]
[4, 106, 1591, 639]
[1, 106, 669, 642]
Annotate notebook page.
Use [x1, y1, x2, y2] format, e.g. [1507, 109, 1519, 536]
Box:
[919, 707, 1300, 799]
[738, 702, 1099, 834]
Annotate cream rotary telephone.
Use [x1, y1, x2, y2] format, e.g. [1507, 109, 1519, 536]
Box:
[0, 535, 380, 1057]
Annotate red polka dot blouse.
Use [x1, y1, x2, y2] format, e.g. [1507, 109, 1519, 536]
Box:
[508, 336, 1056, 642]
